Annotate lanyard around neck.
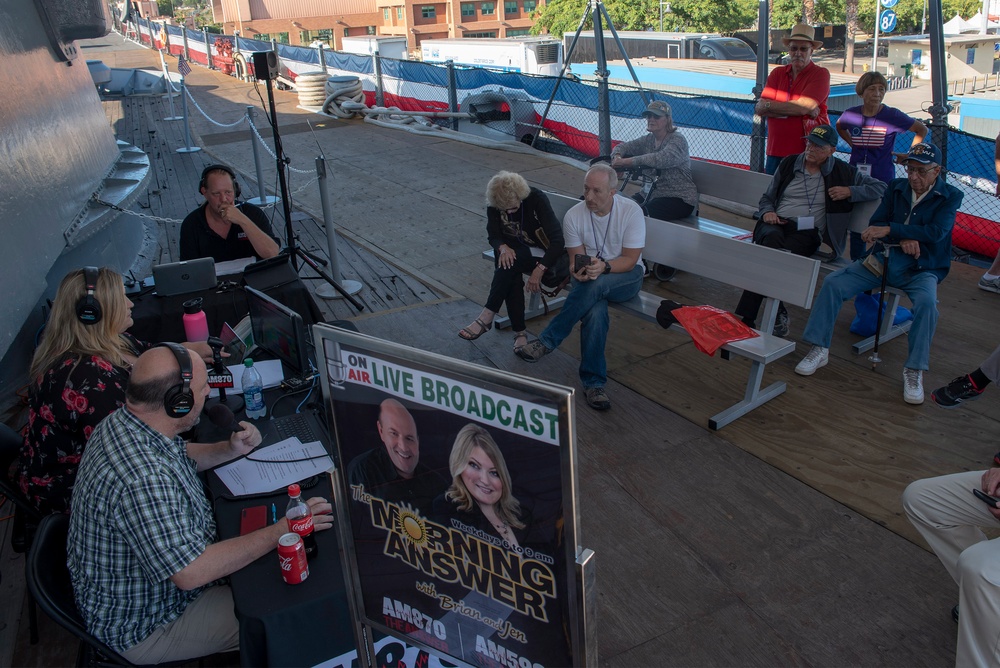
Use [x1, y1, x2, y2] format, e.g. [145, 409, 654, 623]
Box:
[589, 197, 614, 260]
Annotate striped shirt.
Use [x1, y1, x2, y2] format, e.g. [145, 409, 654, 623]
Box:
[67, 407, 216, 652]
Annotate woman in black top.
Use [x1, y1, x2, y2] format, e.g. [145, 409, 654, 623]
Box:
[458, 171, 564, 356]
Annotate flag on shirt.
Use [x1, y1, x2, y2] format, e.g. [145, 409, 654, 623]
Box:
[177, 55, 192, 77]
[850, 124, 888, 148]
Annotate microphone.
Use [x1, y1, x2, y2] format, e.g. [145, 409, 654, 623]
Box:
[207, 404, 244, 433]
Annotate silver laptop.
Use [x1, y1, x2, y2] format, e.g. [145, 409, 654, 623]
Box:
[152, 258, 217, 297]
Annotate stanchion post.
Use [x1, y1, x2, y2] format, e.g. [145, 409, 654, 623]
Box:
[374, 50, 385, 107]
[182, 27, 190, 62]
[447, 60, 459, 130]
[161, 51, 182, 121]
[245, 106, 279, 207]
[313, 156, 363, 300]
[176, 79, 202, 153]
[204, 29, 213, 70]
[163, 22, 171, 54]
[318, 44, 328, 75]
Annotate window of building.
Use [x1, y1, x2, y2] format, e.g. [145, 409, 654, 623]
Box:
[481, 2, 494, 14]
[421, 5, 435, 17]
[506, 28, 530, 36]
[299, 30, 310, 43]
[504, 1, 517, 13]
[256, 32, 290, 44]
[383, 7, 389, 20]
[396, 6, 403, 19]
[464, 31, 496, 37]
[367, 25, 376, 34]
[461, 3, 475, 16]
[317, 29, 333, 41]
[344, 27, 350, 36]
[523, 0, 536, 10]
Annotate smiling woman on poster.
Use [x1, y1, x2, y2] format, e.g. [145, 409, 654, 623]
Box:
[433, 423, 530, 548]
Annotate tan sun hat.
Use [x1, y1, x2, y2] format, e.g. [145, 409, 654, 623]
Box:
[781, 23, 823, 49]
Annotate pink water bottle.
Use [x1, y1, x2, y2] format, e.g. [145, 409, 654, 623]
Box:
[182, 297, 209, 341]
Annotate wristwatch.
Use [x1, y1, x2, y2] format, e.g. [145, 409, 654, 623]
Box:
[603, 261, 612, 275]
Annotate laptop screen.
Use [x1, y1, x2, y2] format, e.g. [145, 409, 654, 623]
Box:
[245, 286, 309, 374]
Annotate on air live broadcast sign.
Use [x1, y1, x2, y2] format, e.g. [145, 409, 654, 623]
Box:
[314, 325, 591, 668]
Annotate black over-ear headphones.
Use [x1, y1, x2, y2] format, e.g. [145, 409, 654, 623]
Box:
[76, 266, 103, 325]
[199, 164, 241, 199]
[156, 343, 196, 418]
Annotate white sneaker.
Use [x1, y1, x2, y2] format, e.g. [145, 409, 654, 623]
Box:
[903, 368, 925, 405]
[794, 346, 829, 376]
[979, 275, 1000, 294]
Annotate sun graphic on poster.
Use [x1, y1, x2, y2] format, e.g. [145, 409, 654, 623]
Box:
[394, 507, 430, 549]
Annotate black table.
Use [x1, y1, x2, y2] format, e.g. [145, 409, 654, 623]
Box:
[211, 473, 356, 667]
[128, 276, 322, 344]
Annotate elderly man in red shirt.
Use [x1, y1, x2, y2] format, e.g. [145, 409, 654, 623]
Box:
[756, 23, 831, 175]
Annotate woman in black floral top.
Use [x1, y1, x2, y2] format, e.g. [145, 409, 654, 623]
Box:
[18, 267, 213, 515]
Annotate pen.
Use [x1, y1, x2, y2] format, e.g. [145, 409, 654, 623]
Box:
[271, 503, 277, 524]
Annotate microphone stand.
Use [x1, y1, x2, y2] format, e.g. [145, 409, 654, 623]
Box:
[204, 337, 244, 413]
[259, 71, 364, 313]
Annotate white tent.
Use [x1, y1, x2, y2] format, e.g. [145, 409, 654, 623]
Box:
[943, 13, 976, 34]
[967, 11, 1000, 32]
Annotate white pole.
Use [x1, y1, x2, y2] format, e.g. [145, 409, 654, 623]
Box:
[872, 0, 881, 73]
[313, 156, 362, 300]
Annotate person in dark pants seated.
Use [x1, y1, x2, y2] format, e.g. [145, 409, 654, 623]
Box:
[179, 164, 280, 262]
[735, 124, 885, 337]
[610, 100, 699, 221]
[457, 171, 564, 356]
[68, 345, 333, 664]
[795, 143, 962, 405]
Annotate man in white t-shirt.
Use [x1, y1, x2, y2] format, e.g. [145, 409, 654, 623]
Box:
[518, 163, 646, 410]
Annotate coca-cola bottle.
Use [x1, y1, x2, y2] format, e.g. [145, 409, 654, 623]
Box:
[286, 484, 318, 559]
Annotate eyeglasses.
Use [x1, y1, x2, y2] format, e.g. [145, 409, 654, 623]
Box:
[788, 46, 812, 53]
[906, 165, 938, 175]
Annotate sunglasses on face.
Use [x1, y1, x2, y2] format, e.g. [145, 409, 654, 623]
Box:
[906, 165, 937, 175]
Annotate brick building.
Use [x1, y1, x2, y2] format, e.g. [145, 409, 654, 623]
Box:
[210, 0, 542, 55]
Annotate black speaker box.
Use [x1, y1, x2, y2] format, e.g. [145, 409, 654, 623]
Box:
[251, 51, 279, 81]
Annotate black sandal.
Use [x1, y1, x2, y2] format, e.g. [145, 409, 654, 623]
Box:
[458, 317, 493, 341]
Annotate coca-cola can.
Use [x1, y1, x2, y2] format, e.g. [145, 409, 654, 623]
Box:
[277, 532, 309, 584]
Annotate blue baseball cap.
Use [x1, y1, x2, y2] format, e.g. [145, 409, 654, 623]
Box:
[906, 142, 941, 165]
[804, 124, 837, 148]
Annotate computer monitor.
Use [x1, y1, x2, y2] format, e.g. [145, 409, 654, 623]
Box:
[245, 286, 310, 374]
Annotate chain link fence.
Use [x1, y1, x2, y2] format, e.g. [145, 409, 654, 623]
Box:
[125, 17, 1000, 262]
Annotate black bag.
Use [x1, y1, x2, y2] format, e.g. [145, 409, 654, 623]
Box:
[541, 253, 570, 293]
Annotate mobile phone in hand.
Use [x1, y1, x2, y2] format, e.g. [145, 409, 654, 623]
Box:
[574, 254, 592, 273]
[973, 488, 1000, 508]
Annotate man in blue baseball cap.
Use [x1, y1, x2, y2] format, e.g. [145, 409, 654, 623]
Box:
[795, 142, 963, 404]
[735, 124, 885, 337]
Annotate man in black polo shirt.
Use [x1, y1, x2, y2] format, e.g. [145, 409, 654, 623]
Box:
[179, 165, 280, 262]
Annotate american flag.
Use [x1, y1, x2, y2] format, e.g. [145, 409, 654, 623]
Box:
[852, 125, 888, 148]
[177, 55, 192, 77]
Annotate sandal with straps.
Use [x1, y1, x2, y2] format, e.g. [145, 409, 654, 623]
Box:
[513, 331, 528, 355]
[458, 317, 493, 341]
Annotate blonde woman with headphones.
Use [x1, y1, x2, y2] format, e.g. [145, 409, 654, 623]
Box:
[17, 267, 213, 515]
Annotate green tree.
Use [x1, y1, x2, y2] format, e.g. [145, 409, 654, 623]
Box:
[670, 0, 759, 33]
[533, 0, 658, 37]
[157, 0, 174, 17]
[857, 0, 979, 33]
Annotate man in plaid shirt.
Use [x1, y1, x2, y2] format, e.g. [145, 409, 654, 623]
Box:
[67, 345, 333, 664]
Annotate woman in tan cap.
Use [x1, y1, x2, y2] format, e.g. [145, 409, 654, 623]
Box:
[755, 23, 830, 174]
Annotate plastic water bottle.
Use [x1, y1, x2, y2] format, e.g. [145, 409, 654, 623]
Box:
[286, 484, 318, 559]
[242, 358, 267, 419]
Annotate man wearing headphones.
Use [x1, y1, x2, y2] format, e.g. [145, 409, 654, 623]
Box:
[67, 344, 333, 664]
[179, 164, 280, 262]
